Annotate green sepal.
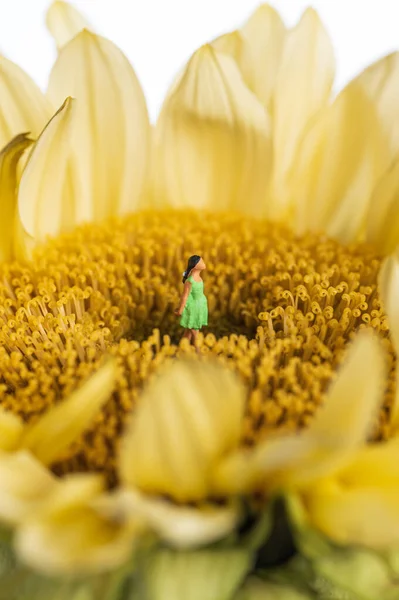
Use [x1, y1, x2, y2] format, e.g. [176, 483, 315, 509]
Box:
[236, 575, 317, 599]
[312, 548, 399, 600]
[131, 546, 252, 600]
[284, 493, 333, 560]
[240, 501, 274, 553]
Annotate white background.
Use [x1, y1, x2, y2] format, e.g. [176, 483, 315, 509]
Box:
[0, 1, 397, 121]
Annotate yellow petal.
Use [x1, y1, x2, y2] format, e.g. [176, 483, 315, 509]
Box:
[21, 360, 116, 465]
[0, 408, 24, 452]
[119, 359, 245, 503]
[215, 331, 386, 493]
[115, 489, 239, 549]
[305, 479, 399, 548]
[0, 451, 56, 525]
[0, 134, 33, 261]
[366, 157, 399, 254]
[153, 45, 272, 216]
[271, 8, 335, 217]
[15, 474, 139, 575]
[213, 4, 286, 111]
[355, 52, 399, 158]
[46, 0, 90, 49]
[47, 30, 151, 220]
[18, 97, 76, 242]
[0, 56, 52, 150]
[379, 251, 399, 429]
[293, 82, 389, 243]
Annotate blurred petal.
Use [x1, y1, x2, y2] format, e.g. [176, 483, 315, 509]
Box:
[213, 4, 286, 111]
[0, 56, 52, 150]
[154, 45, 272, 216]
[0, 408, 24, 452]
[355, 52, 399, 157]
[303, 331, 385, 451]
[46, 0, 90, 49]
[0, 451, 56, 525]
[15, 474, 139, 575]
[293, 82, 389, 243]
[379, 251, 399, 429]
[366, 157, 399, 254]
[338, 439, 399, 486]
[18, 97, 76, 242]
[305, 479, 399, 548]
[119, 359, 245, 503]
[116, 489, 239, 548]
[47, 30, 150, 220]
[215, 331, 386, 492]
[272, 8, 335, 216]
[0, 134, 33, 261]
[22, 360, 116, 465]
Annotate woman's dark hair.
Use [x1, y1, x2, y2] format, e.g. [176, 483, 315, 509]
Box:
[182, 255, 201, 283]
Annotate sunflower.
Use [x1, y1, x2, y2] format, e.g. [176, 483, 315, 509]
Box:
[0, 0, 399, 597]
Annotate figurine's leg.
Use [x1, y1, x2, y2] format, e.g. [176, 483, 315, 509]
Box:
[181, 329, 191, 342]
[191, 329, 200, 354]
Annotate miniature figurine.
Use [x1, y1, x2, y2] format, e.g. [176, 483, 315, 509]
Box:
[174, 255, 208, 352]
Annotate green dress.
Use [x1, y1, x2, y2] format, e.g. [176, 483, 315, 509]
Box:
[180, 275, 208, 330]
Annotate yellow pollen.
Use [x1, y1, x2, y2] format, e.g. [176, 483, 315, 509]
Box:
[0, 210, 393, 485]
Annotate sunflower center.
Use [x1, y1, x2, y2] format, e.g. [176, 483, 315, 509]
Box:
[0, 210, 393, 485]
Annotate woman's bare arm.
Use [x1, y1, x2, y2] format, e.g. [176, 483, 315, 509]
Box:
[175, 281, 191, 315]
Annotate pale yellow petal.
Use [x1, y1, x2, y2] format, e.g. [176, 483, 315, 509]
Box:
[18, 97, 77, 242]
[240, 5, 286, 111]
[293, 82, 389, 243]
[355, 52, 399, 157]
[271, 8, 335, 217]
[214, 331, 386, 493]
[15, 474, 139, 575]
[21, 360, 116, 465]
[0, 56, 52, 150]
[119, 359, 245, 503]
[154, 45, 272, 216]
[0, 134, 32, 261]
[379, 251, 399, 429]
[47, 30, 150, 220]
[0, 451, 56, 525]
[13, 213, 36, 262]
[213, 5, 286, 111]
[115, 489, 239, 548]
[366, 157, 399, 254]
[46, 0, 90, 49]
[305, 479, 399, 548]
[212, 31, 244, 66]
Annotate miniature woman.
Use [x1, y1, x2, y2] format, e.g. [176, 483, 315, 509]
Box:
[175, 255, 208, 351]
